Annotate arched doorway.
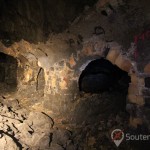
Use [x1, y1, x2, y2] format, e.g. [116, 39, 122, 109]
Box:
[79, 58, 131, 93]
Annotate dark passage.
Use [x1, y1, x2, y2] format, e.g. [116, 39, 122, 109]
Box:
[79, 58, 131, 93]
[145, 77, 150, 88]
[71, 58, 131, 126]
[0, 52, 18, 93]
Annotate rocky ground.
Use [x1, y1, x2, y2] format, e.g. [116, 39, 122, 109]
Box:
[0, 0, 150, 149]
[1, 88, 149, 150]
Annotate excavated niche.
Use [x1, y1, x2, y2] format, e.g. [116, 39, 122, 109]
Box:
[0, 52, 17, 93]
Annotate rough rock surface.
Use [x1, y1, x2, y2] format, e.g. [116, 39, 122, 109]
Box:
[0, 98, 78, 149]
[0, 91, 149, 150]
[0, 101, 53, 149]
[0, 0, 150, 149]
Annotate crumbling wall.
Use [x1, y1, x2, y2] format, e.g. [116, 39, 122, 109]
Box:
[0, 0, 150, 130]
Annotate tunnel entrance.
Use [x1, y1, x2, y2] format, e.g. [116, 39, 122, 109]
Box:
[79, 58, 131, 94]
[72, 58, 131, 125]
[0, 52, 17, 93]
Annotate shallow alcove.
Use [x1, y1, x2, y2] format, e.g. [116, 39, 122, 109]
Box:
[0, 52, 18, 93]
[36, 68, 45, 94]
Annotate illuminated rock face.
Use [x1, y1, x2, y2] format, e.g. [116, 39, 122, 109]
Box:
[0, 101, 77, 150]
[0, 1, 150, 149]
[0, 0, 149, 116]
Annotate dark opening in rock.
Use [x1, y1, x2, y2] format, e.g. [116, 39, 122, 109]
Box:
[79, 58, 131, 93]
[71, 58, 131, 125]
[0, 52, 17, 93]
[101, 10, 108, 16]
[145, 77, 150, 88]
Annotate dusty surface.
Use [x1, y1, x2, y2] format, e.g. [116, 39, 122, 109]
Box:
[0, 0, 150, 149]
[0, 90, 149, 150]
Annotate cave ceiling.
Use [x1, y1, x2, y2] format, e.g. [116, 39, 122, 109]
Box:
[0, 0, 97, 44]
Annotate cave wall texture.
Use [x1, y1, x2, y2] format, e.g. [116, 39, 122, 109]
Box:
[0, 0, 150, 113]
[0, 0, 97, 42]
[0, 0, 150, 149]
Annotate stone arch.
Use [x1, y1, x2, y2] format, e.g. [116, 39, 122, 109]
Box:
[73, 41, 147, 128]
[78, 57, 131, 93]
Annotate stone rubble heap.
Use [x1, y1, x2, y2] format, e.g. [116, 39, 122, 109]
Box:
[1, 92, 150, 150]
[0, 100, 77, 150]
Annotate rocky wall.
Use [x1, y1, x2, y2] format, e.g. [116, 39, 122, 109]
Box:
[0, 0, 150, 130]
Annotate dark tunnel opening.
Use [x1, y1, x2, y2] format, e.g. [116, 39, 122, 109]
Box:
[0, 52, 18, 93]
[70, 58, 131, 125]
[79, 58, 131, 94]
[78, 58, 131, 113]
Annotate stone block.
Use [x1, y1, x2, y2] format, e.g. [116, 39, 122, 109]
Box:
[131, 74, 138, 85]
[129, 117, 143, 128]
[144, 63, 150, 73]
[130, 73, 144, 86]
[115, 55, 132, 72]
[128, 94, 145, 106]
[128, 84, 139, 95]
[128, 94, 136, 104]
[139, 77, 145, 86]
[106, 49, 120, 64]
[136, 95, 145, 106]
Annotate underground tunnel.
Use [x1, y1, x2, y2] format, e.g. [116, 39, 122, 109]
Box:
[0, 52, 17, 93]
[79, 58, 131, 93]
[69, 58, 131, 125]
[0, 0, 150, 149]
